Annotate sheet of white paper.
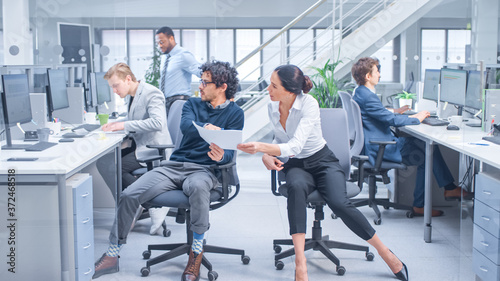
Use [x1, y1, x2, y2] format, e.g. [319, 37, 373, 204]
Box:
[193, 121, 242, 150]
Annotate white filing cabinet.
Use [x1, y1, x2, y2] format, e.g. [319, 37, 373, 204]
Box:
[67, 174, 95, 281]
[473, 172, 500, 281]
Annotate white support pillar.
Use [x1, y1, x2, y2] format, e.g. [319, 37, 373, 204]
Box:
[471, 0, 499, 64]
[2, 0, 33, 65]
[400, 31, 407, 88]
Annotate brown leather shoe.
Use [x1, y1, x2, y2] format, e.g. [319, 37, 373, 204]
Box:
[182, 250, 203, 281]
[93, 253, 119, 279]
[412, 207, 444, 217]
[444, 187, 473, 201]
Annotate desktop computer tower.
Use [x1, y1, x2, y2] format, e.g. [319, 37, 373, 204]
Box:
[484, 89, 500, 132]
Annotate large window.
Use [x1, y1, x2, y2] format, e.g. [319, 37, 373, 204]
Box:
[371, 40, 394, 82]
[236, 29, 260, 81]
[101, 30, 127, 72]
[209, 29, 234, 65]
[129, 30, 154, 81]
[289, 29, 314, 66]
[421, 29, 471, 78]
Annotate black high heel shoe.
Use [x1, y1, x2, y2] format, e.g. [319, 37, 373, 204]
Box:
[390, 250, 408, 281]
[394, 262, 408, 281]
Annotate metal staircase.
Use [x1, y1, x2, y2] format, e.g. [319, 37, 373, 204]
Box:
[237, 0, 444, 141]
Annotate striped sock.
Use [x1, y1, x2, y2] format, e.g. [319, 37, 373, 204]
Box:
[106, 243, 122, 257]
[192, 232, 204, 255]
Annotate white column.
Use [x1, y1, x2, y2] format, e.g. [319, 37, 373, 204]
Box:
[400, 31, 407, 88]
[2, 0, 33, 65]
[471, 0, 499, 64]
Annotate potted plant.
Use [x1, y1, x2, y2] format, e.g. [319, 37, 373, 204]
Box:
[309, 59, 353, 108]
[395, 91, 416, 109]
[144, 47, 162, 88]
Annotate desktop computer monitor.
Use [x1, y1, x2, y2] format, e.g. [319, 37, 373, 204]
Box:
[422, 69, 440, 101]
[1, 74, 33, 149]
[95, 72, 111, 105]
[440, 68, 467, 115]
[46, 69, 70, 121]
[465, 70, 485, 110]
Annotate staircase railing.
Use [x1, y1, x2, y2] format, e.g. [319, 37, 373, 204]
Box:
[235, 0, 396, 111]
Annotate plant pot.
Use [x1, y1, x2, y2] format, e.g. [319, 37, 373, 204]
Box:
[398, 98, 413, 109]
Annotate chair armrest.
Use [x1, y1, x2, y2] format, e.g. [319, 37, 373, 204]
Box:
[271, 170, 282, 196]
[136, 155, 163, 171]
[209, 160, 240, 210]
[351, 154, 368, 190]
[146, 144, 175, 160]
[368, 140, 396, 172]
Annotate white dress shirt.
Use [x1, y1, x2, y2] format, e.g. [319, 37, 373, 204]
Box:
[268, 93, 326, 159]
[160, 45, 201, 98]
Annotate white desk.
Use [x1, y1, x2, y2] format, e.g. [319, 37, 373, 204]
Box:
[0, 132, 124, 281]
[399, 123, 500, 242]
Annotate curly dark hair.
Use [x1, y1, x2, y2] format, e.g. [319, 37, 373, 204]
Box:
[201, 61, 239, 99]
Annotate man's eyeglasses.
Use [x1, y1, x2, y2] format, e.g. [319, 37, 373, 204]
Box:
[377, 64, 381, 72]
[199, 79, 216, 88]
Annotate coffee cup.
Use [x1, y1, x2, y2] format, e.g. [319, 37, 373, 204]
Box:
[46, 122, 61, 135]
[447, 115, 463, 126]
[97, 113, 109, 125]
[37, 128, 53, 142]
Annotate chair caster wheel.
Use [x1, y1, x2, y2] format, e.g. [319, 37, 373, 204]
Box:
[275, 260, 284, 270]
[208, 270, 218, 281]
[374, 218, 381, 225]
[142, 250, 151, 259]
[140, 266, 150, 276]
[406, 211, 414, 218]
[366, 251, 375, 261]
[242, 255, 250, 264]
[163, 228, 171, 237]
[383, 205, 390, 210]
[336, 265, 346, 276]
[273, 245, 282, 254]
[331, 212, 338, 219]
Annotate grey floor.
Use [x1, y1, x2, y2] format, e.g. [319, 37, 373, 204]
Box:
[93, 152, 476, 281]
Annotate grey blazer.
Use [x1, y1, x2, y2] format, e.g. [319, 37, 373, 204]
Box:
[124, 80, 171, 160]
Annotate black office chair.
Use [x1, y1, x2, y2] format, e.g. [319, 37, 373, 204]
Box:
[349, 99, 414, 225]
[139, 101, 250, 280]
[272, 108, 374, 276]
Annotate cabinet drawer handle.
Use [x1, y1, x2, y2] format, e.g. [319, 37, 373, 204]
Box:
[479, 266, 489, 272]
[81, 192, 90, 198]
[482, 190, 492, 196]
[82, 217, 91, 224]
[83, 268, 92, 275]
[481, 216, 491, 221]
[480, 241, 490, 247]
[83, 242, 91, 249]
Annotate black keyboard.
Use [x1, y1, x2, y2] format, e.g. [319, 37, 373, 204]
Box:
[72, 124, 101, 132]
[402, 110, 417, 115]
[482, 136, 500, 145]
[62, 132, 87, 138]
[421, 118, 449, 126]
[25, 142, 58, 151]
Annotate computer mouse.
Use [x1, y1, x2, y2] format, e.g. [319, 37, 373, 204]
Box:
[59, 138, 75, 142]
[446, 125, 460, 131]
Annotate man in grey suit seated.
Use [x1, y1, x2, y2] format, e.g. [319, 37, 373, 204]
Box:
[93, 61, 244, 281]
[96, 62, 172, 235]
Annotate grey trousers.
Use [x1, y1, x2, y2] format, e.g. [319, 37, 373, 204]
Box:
[109, 161, 218, 244]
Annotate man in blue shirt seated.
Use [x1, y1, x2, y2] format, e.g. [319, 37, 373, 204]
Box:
[93, 61, 244, 281]
[156, 26, 202, 116]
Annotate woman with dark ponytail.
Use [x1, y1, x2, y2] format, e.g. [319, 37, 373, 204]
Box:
[238, 64, 407, 281]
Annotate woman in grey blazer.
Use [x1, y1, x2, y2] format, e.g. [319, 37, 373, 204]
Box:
[97, 63, 172, 235]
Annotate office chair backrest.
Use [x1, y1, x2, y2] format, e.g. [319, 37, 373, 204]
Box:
[350, 99, 364, 157]
[339, 91, 355, 142]
[320, 108, 351, 178]
[167, 100, 186, 150]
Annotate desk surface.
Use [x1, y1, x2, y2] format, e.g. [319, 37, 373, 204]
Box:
[400, 123, 500, 169]
[0, 132, 124, 175]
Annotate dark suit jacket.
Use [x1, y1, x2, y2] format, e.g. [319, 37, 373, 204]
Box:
[353, 85, 419, 165]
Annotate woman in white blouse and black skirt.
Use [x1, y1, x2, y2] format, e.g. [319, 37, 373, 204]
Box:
[237, 64, 408, 281]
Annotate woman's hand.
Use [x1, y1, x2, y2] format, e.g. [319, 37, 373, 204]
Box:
[409, 111, 430, 122]
[208, 143, 224, 162]
[237, 142, 261, 154]
[101, 122, 125, 132]
[262, 153, 284, 171]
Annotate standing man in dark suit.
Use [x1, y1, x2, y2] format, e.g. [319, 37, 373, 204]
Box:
[352, 57, 472, 217]
[156, 26, 202, 116]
